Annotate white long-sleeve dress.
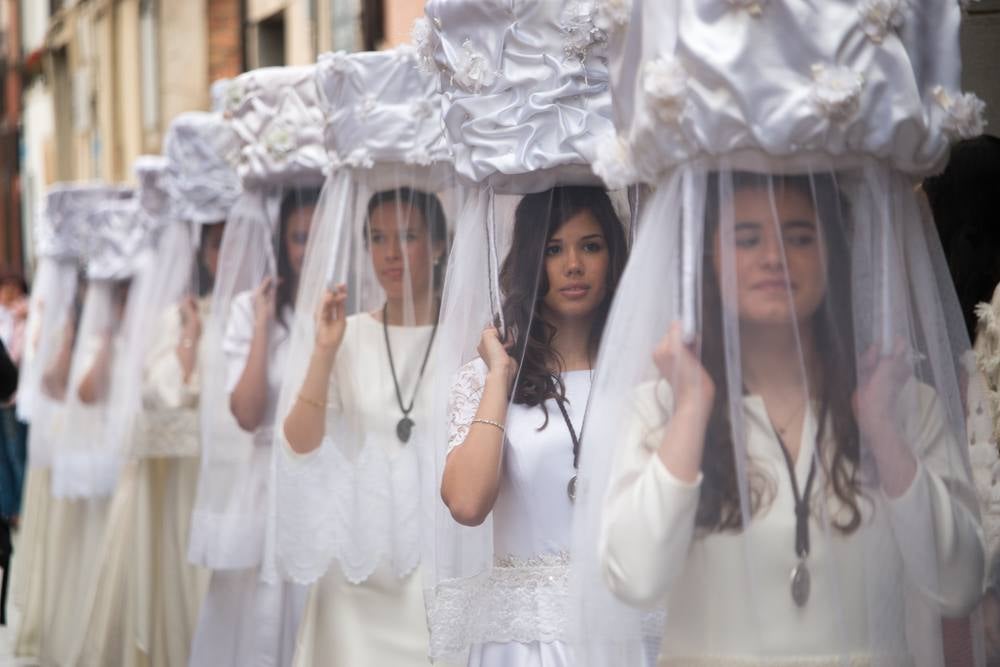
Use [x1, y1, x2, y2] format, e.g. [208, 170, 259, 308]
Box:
[600, 380, 985, 665]
[75, 299, 210, 666]
[279, 313, 437, 666]
[440, 360, 589, 667]
[188, 291, 307, 667]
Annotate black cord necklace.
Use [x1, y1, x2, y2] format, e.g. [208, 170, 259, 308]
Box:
[774, 430, 817, 607]
[554, 369, 594, 503]
[382, 303, 438, 443]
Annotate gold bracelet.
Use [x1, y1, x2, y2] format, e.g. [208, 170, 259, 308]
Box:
[471, 417, 505, 433]
[297, 392, 327, 409]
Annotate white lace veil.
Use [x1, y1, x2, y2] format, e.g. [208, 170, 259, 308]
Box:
[417, 2, 637, 662]
[190, 65, 326, 570]
[102, 156, 191, 461]
[572, 2, 987, 665]
[50, 191, 162, 499]
[264, 46, 458, 588]
[18, 184, 130, 467]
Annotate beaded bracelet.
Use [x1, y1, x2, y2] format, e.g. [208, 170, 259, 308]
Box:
[297, 392, 327, 409]
[471, 417, 505, 433]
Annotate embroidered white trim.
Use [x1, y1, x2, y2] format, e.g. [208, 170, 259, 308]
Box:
[427, 551, 571, 661]
[657, 655, 907, 666]
[275, 433, 423, 585]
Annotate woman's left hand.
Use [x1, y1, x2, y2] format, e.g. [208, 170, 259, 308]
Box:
[853, 340, 918, 495]
[852, 340, 912, 441]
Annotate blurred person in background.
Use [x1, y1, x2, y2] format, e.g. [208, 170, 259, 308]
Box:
[0, 270, 28, 525]
[0, 335, 19, 624]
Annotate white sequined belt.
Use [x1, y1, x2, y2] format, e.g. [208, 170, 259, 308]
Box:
[659, 654, 912, 667]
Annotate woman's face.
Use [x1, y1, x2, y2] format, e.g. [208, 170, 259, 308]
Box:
[368, 202, 442, 302]
[714, 185, 827, 327]
[199, 223, 226, 282]
[541, 209, 610, 323]
[283, 205, 315, 280]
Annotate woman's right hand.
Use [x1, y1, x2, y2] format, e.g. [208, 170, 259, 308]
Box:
[653, 322, 715, 416]
[253, 276, 277, 328]
[178, 296, 201, 343]
[315, 284, 348, 352]
[478, 326, 517, 390]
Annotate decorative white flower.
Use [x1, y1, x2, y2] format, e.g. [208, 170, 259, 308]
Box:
[592, 132, 637, 190]
[643, 56, 689, 126]
[264, 122, 295, 159]
[561, 1, 608, 64]
[411, 98, 435, 120]
[451, 39, 494, 93]
[858, 0, 905, 43]
[344, 148, 374, 169]
[225, 82, 245, 116]
[726, 0, 766, 17]
[451, 38, 493, 93]
[594, 0, 632, 31]
[412, 17, 438, 73]
[935, 86, 988, 139]
[405, 146, 434, 166]
[322, 51, 351, 72]
[810, 64, 865, 122]
[357, 93, 377, 119]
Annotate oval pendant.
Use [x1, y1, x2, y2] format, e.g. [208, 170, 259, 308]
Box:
[567, 475, 577, 503]
[790, 560, 810, 607]
[396, 417, 414, 443]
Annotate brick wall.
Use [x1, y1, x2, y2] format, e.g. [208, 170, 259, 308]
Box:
[208, 0, 242, 82]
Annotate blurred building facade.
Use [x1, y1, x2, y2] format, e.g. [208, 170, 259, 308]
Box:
[12, 0, 421, 275]
[0, 0, 23, 273]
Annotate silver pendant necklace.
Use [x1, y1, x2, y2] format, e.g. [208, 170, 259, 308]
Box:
[382, 304, 437, 444]
[554, 369, 593, 503]
[774, 429, 817, 607]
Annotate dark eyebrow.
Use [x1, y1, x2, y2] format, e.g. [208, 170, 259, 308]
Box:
[783, 220, 817, 230]
[733, 221, 762, 231]
[580, 234, 605, 241]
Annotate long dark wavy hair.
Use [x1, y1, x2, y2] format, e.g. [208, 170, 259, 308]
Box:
[275, 187, 322, 329]
[196, 221, 224, 297]
[697, 172, 864, 534]
[501, 186, 628, 423]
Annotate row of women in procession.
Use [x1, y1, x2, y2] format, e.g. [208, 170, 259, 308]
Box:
[7, 0, 1000, 665]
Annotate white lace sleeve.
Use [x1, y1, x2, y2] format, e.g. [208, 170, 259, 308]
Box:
[447, 359, 488, 454]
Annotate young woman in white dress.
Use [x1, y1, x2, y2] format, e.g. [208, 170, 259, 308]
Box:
[441, 186, 627, 667]
[282, 187, 448, 666]
[188, 189, 316, 667]
[597, 172, 984, 664]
